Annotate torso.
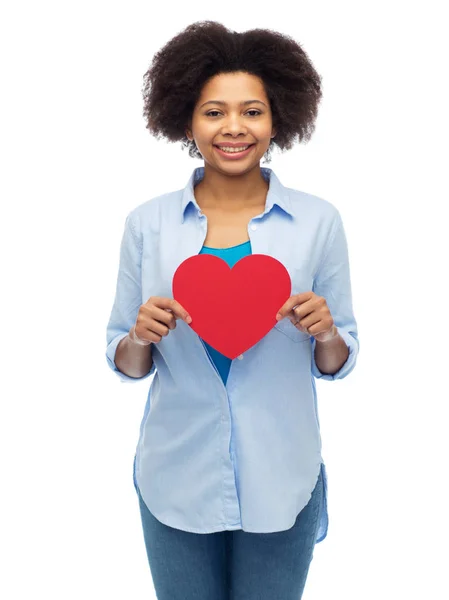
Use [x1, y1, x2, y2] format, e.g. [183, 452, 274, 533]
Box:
[194, 185, 267, 249]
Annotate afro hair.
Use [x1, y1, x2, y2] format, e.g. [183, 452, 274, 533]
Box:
[142, 20, 323, 163]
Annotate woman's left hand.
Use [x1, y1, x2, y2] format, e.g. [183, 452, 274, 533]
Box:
[276, 291, 338, 342]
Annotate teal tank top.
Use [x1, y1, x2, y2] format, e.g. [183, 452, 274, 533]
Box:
[198, 240, 252, 384]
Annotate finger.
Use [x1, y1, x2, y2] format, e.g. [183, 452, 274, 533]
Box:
[134, 323, 163, 344]
[276, 297, 301, 320]
[291, 305, 305, 323]
[288, 307, 312, 332]
[289, 312, 305, 330]
[168, 298, 192, 323]
[276, 292, 313, 320]
[148, 305, 177, 330]
[276, 294, 304, 321]
[148, 297, 192, 324]
[146, 317, 170, 338]
[138, 329, 162, 344]
[147, 320, 170, 337]
[288, 312, 299, 325]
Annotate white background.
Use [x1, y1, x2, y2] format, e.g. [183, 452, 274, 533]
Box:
[1, 1, 448, 598]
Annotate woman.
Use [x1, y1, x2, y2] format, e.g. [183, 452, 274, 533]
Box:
[105, 20, 359, 600]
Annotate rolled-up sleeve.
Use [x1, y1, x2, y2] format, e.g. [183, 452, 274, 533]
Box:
[311, 210, 359, 381]
[105, 211, 155, 383]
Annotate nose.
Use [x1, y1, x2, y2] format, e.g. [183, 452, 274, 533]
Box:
[220, 114, 248, 136]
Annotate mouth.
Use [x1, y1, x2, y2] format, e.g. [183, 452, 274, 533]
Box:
[213, 144, 256, 159]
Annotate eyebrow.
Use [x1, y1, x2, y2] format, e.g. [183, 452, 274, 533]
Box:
[200, 100, 267, 108]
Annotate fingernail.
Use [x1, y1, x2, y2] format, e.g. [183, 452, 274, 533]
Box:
[276, 313, 281, 321]
[186, 316, 192, 324]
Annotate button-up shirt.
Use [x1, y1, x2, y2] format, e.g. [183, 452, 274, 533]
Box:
[105, 166, 360, 540]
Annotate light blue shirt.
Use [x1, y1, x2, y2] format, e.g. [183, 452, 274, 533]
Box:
[105, 166, 360, 540]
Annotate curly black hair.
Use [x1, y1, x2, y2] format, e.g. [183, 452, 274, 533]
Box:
[142, 21, 323, 163]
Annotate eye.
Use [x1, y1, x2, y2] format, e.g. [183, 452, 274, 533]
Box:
[205, 110, 262, 117]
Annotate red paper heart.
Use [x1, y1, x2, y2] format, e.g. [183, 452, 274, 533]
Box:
[172, 254, 291, 359]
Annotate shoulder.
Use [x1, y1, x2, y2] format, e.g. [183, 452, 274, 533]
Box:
[283, 183, 341, 225]
[126, 188, 184, 236]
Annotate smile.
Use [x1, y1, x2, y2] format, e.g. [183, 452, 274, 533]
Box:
[213, 144, 255, 159]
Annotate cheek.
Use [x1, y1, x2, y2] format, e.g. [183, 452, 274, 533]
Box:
[253, 121, 273, 137]
[189, 117, 211, 138]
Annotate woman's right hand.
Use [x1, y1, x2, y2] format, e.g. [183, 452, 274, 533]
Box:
[130, 297, 192, 346]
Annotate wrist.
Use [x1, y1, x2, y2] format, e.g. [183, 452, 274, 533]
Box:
[129, 325, 152, 346]
[314, 324, 339, 343]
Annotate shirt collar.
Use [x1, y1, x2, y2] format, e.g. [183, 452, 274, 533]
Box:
[180, 166, 294, 223]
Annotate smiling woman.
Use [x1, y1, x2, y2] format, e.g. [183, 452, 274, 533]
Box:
[106, 18, 359, 600]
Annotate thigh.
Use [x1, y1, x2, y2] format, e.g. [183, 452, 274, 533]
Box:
[136, 486, 230, 600]
[229, 469, 323, 600]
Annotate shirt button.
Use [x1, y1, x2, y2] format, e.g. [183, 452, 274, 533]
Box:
[250, 224, 257, 231]
[238, 354, 244, 360]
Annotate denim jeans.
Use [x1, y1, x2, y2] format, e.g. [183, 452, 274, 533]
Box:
[134, 466, 323, 600]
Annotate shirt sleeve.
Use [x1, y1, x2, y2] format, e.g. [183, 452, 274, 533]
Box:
[310, 210, 360, 381]
[105, 211, 156, 383]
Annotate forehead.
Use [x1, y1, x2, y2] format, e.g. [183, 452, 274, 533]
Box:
[198, 71, 267, 102]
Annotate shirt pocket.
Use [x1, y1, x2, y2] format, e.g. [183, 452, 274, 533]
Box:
[274, 318, 311, 343]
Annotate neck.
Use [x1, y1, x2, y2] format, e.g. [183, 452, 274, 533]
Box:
[195, 163, 269, 210]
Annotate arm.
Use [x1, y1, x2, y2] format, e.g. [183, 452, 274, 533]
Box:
[311, 210, 360, 381]
[314, 326, 349, 375]
[105, 212, 156, 383]
[115, 326, 154, 379]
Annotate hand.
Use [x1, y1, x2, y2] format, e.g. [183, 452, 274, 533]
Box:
[276, 291, 338, 342]
[130, 297, 192, 346]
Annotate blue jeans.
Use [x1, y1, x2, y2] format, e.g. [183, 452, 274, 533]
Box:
[134, 467, 323, 600]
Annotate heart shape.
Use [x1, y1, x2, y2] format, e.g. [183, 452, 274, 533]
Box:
[172, 254, 291, 359]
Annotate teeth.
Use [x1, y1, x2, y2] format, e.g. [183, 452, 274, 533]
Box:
[218, 145, 249, 153]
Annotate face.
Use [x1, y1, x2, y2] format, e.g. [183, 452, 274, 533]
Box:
[185, 71, 276, 174]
